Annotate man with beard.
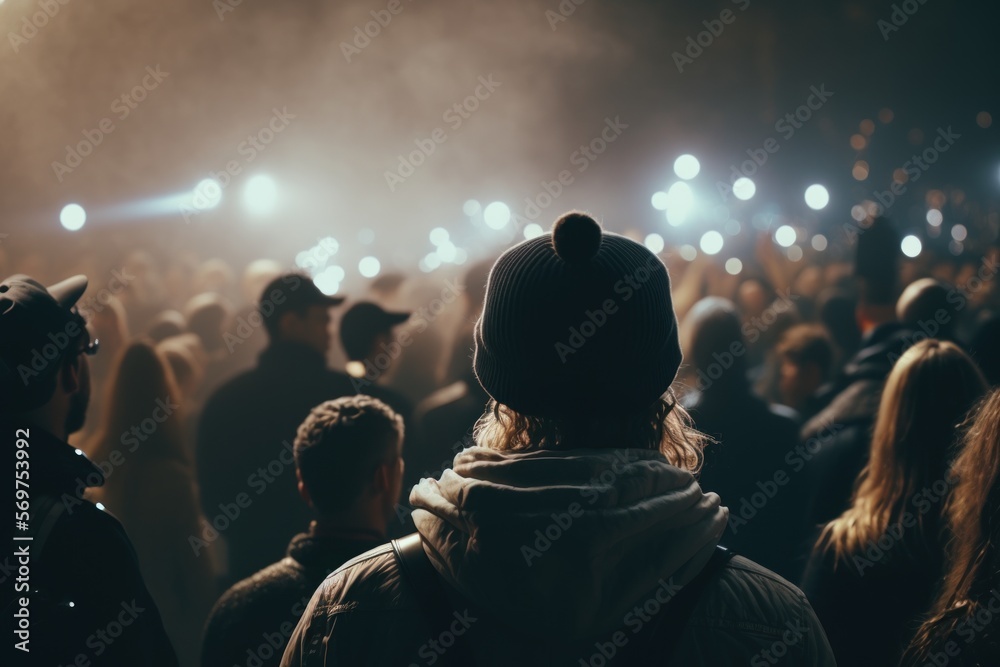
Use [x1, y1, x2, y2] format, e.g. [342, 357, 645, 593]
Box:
[1, 274, 177, 666]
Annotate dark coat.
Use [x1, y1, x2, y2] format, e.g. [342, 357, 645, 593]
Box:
[196, 342, 359, 585]
[2, 421, 177, 666]
[201, 529, 383, 667]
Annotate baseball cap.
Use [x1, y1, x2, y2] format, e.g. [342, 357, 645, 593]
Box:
[339, 302, 410, 361]
[0, 274, 92, 412]
[259, 273, 345, 333]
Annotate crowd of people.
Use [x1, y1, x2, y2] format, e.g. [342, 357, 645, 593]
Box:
[4, 209, 1000, 665]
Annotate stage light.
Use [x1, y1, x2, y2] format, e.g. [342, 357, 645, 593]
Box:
[725, 258, 743, 275]
[421, 252, 442, 272]
[359, 256, 381, 278]
[700, 231, 723, 255]
[732, 177, 756, 201]
[926, 209, 943, 226]
[523, 223, 544, 239]
[787, 246, 803, 262]
[775, 225, 797, 248]
[679, 245, 697, 261]
[851, 205, 867, 222]
[313, 267, 341, 295]
[60, 204, 86, 231]
[193, 178, 222, 210]
[429, 227, 449, 246]
[651, 191, 669, 211]
[804, 184, 829, 210]
[437, 242, 458, 263]
[483, 202, 511, 229]
[244, 175, 277, 215]
[463, 199, 482, 216]
[454, 248, 468, 264]
[811, 234, 828, 251]
[665, 182, 694, 226]
[674, 154, 700, 180]
[951, 224, 968, 242]
[901, 235, 922, 258]
[644, 233, 664, 254]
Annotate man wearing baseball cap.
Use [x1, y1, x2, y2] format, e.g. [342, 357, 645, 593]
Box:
[197, 273, 358, 586]
[1, 274, 177, 665]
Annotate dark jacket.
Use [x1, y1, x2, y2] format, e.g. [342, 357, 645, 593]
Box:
[684, 387, 811, 581]
[801, 323, 913, 525]
[280, 446, 836, 666]
[801, 538, 942, 666]
[196, 342, 358, 585]
[3, 421, 177, 666]
[201, 527, 383, 667]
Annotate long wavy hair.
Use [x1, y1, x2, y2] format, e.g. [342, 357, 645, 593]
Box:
[815, 339, 987, 564]
[474, 386, 710, 473]
[902, 388, 1000, 665]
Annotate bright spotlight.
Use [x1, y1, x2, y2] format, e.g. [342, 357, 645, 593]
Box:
[725, 258, 743, 275]
[811, 234, 828, 251]
[60, 204, 86, 231]
[673, 154, 700, 180]
[523, 223, 544, 239]
[193, 178, 222, 210]
[732, 177, 756, 201]
[651, 191, 669, 211]
[901, 235, 922, 258]
[429, 227, 449, 246]
[436, 242, 458, 263]
[926, 209, 943, 226]
[851, 205, 867, 222]
[804, 184, 830, 210]
[665, 182, 694, 226]
[244, 175, 277, 215]
[359, 256, 381, 278]
[775, 225, 797, 248]
[951, 224, 968, 242]
[313, 268, 341, 295]
[463, 199, 482, 216]
[644, 233, 665, 254]
[483, 202, 511, 229]
[421, 252, 442, 272]
[699, 231, 724, 255]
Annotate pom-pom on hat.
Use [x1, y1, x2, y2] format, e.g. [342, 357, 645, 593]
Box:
[473, 211, 682, 419]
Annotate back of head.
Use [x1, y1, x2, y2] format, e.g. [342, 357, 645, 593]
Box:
[682, 297, 746, 392]
[904, 388, 1000, 664]
[184, 293, 232, 354]
[294, 395, 403, 516]
[817, 288, 861, 355]
[777, 324, 834, 378]
[825, 339, 988, 559]
[897, 278, 954, 340]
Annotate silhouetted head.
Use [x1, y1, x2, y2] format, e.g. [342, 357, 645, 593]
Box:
[897, 278, 955, 341]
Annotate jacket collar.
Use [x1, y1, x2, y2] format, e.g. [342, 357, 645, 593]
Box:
[3, 419, 104, 494]
[286, 525, 383, 572]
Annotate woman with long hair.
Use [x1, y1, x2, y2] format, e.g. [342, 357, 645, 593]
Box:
[801, 339, 988, 666]
[902, 388, 1000, 666]
[86, 340, 215, 667]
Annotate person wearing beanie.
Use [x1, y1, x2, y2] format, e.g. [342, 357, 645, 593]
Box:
[281, 213, 835, 666]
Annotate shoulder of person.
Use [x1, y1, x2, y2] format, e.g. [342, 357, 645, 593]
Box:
[307, 542, 418, 612]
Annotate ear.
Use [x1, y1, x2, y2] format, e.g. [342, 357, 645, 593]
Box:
[60, 355, 81, 394]
[296, 468, 313, 508]
[372, 462, 391, 495]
